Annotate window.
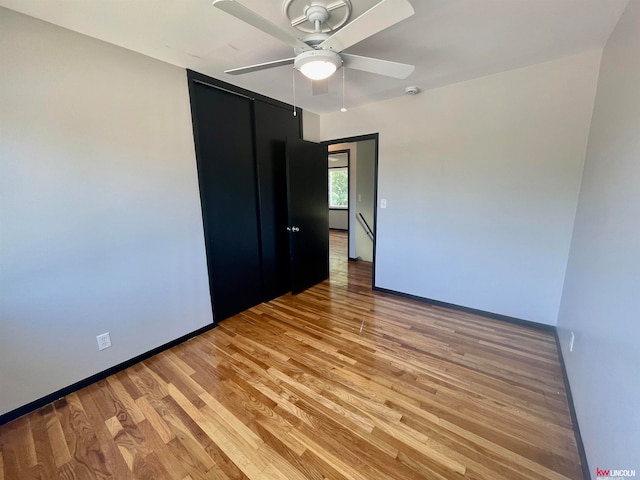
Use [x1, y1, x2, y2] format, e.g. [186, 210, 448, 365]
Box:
[329, 167, 348, 208]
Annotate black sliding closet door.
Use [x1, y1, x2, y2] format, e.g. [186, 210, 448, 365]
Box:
[191, 83, 262, 322]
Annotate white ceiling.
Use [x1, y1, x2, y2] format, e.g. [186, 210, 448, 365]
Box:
[0, 0, 629, 114]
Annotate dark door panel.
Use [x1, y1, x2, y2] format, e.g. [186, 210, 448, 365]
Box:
[191, 83, 262, 322]
[254, 103, 300, 301]
[286, 138, 329, 294]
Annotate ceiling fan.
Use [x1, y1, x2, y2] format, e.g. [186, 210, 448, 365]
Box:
[212, 0, 416, 82]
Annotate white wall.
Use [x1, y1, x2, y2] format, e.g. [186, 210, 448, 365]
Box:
[321, 50, 601, 324]
[557, 0, 640, 474]
[0, 8, 213, 415]
[329, 209, 348, 230]
[302, 111, 320, 142]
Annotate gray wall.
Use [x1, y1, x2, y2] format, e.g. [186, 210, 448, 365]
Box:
[330, 142, 358, 258]
[0, 8, 213, 415]
[557, 0, 640, 474]
[302, 111, 320, 142]
[321, 50, 601, 325]
[329, 209, 348, 230]
[354, 140, 375, 262]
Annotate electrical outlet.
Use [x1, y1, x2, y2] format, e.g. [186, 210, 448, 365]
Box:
[569, 331, 575, 352]
[97, 332, 112, 351]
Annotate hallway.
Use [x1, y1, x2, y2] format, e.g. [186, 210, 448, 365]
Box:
[329, 229, 372, 291]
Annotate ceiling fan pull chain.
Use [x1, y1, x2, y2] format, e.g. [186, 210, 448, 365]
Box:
[341, 62, 347, 113]
[292, 68, 297, 116]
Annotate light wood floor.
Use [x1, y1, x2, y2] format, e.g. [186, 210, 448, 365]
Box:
[0, 230, 582, 479]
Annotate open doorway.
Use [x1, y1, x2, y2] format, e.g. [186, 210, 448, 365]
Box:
[325, 134, 378, 287]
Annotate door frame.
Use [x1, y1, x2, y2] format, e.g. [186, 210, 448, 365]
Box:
[323, 133, 379, 289]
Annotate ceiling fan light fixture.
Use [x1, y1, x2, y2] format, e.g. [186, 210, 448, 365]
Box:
[301, 61, 336, 80]
[295, 50, 341, 80]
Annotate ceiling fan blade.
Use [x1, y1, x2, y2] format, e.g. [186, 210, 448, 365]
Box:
[312, 79, 329, 95]
[342, 53, 414, 79]
[213, 0, 310, 51]
[225, 57, 295, 75]
[318, 0, 415, 52]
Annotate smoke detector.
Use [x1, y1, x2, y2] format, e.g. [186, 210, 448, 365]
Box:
[405, 86, 420, 95]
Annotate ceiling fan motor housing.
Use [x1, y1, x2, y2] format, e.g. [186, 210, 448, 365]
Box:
[296, 32, 329, 53]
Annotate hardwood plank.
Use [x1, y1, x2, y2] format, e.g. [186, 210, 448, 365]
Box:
[82, 386, 141, 480]
[55, 393, 114, 478]
[105, 375, 146, 424]
[8, 417, 37, 475]
[43, 404, 72, 468]
[135, 396, 174, 444]
[29, 406, 57, 478]
[203, 438, 250, 480]
[0, 231, 583, 479]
